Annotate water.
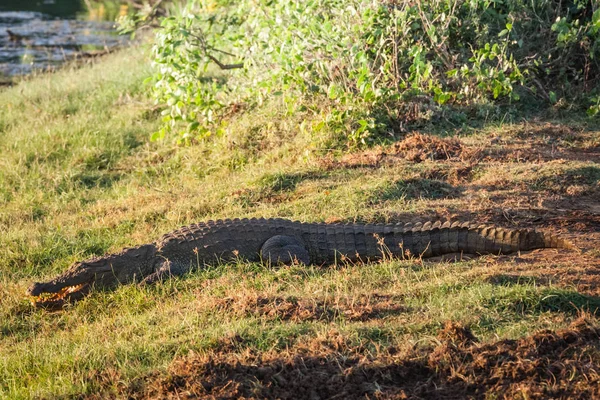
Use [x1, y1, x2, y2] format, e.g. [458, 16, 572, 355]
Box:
[0, 0, 129, 77]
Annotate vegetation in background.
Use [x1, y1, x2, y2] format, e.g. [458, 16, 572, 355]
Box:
[143, 0, 600, 145]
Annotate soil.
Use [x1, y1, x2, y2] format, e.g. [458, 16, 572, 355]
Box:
[119, 317, 600, 399]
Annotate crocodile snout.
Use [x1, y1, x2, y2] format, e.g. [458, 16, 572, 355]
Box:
[27, 281, 91, 309]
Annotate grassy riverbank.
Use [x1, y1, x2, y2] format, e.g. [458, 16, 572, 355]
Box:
[1, 46, 600, 398]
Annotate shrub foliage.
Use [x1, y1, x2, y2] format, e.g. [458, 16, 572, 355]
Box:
[145, 0, 600, 144]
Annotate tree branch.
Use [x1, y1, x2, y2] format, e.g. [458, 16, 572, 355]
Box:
[205, 54, 244, 70]
[190, 31, 244, 70]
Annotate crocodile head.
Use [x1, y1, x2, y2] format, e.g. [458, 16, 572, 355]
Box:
[28, 283, 90, 309]
[27, 244, 157, 309]
[27, 260, 108, 309]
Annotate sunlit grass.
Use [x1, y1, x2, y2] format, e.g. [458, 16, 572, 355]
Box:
[0, 45, 598, 398]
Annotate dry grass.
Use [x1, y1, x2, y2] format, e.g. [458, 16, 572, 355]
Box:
[88, 316, 600, 399]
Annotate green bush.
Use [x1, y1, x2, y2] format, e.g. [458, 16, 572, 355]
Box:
[146, 0, 600, 144]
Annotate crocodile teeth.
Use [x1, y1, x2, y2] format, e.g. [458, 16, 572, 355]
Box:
[30, 284, 87, 306]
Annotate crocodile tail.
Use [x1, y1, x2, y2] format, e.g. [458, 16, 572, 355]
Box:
[452, 222, 574, 255]
[517, 229, 574, 251]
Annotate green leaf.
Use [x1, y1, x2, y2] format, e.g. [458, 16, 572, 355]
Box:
[328, 84, 340, 100]
[151, 129, 166, 141]
[493, 82, 502, 98]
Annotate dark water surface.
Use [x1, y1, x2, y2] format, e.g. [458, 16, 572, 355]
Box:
[0, 0, 86, 18]
[0, 0, 128, 77]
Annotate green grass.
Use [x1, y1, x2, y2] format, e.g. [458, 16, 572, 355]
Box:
[0, 46, 599, 399]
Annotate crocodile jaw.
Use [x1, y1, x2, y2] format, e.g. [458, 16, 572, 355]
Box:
[26, 245, 158, 309]
[28, 282, 91, 309]
[26, 261, 99, 309]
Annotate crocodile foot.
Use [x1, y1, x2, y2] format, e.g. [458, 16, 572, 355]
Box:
[261, 235, 310, 265]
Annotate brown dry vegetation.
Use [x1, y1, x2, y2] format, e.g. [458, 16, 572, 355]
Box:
[322, 123, 599, 169]
[85, 317, 600, 399]
[212, 293, 408, 322]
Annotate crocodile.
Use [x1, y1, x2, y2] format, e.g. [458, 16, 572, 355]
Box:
[27, 218, 572, 308]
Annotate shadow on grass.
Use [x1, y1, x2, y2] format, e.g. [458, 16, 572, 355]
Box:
[55, 171, 124, 192]
[257, 171, 330, 193]
[484, 285, 600, 316]
[234, 171, 330, 206]
[74, 171, 124, 189]
[377, 178, 461, 201]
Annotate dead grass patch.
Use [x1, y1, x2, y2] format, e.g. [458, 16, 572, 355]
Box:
[484, 252, 600, 296]
[392, 133, 468, 163]
[118, 317, 600, 400]
[321, 122, 598, 171]
[482, 143, 600, 164]
[512, 123, 582, 142]
[482, 122, 599, 163]
[321, 133, 478, 169]
[214, 293, 408, 322]
[422, 164, 475, 185]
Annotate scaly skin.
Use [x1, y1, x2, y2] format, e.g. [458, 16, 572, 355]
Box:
[27, 218, 572, 308]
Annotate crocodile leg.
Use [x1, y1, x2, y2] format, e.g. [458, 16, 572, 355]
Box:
[260, 235, 310, 265]
[140, 260, 176, 285]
